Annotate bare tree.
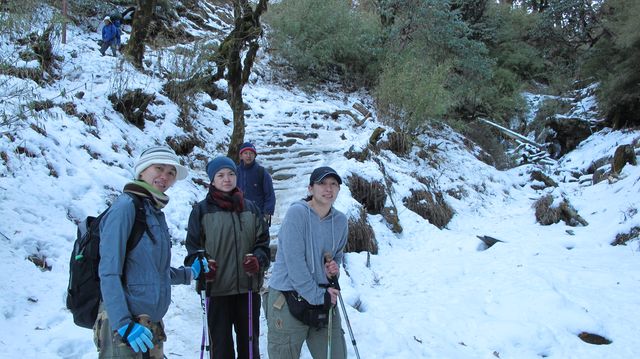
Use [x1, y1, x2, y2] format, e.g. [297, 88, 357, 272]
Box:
[125, 0, 156, 70]
[211, 0, 268, 162]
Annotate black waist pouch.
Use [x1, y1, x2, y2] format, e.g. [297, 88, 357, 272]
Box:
[283, 290, 330, 329]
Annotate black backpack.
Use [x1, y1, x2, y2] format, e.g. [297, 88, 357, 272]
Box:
[66, 193, 149, 328]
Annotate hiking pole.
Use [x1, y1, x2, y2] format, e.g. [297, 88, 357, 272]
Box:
[323, 253, 337, 359]
[197, 250, 210, 359]
[327, 303, 334, 359]
[246, 254, 255, 359]
[338, 293, 361, 359]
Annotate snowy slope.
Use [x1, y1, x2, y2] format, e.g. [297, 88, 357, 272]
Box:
[1, 3, 640, 359]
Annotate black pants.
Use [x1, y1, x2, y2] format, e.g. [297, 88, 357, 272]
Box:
[207, 293, 261, 359]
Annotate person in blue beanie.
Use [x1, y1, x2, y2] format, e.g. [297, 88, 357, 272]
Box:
[184, 156, 270, 359]
[95, 146, 209, 358]
[236, 142, 276, 226]
[99, 16, 118, 57]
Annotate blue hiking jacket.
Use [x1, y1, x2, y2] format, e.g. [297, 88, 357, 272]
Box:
[102, 23, 117, 43]
[237, 160, 276, 215]
[99, 193, 191, 331]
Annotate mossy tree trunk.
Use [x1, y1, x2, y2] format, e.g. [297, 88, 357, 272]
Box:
[212, 0, 268, 162]
[124, 0, 156, 70]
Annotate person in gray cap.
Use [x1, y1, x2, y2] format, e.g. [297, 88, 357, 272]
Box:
[95, 146, 209, 358]
[266, 166, 348, 359]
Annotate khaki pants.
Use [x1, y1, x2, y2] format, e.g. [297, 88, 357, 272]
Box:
[93, 304, 166, 359]
[267, 288, 346, 359]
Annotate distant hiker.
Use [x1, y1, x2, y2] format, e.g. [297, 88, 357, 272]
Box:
[184, 156, 270, 359]
[108, 12, 124, 49]
[95, 146, 209, 358]
[236, 142, 276, 226]
[266, 166, 348, 359]
[99, 16, 118, 56]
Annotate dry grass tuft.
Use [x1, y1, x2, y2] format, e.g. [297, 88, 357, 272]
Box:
[533, 194, 588, 226]
[403, 190, 454, 229]
[347, 174, 387, 215]
[346, 207, 378, 254]
[380, 131, 411, 156]
[611, 226, 640, 246]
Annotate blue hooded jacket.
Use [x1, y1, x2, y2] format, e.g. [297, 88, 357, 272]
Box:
[237, 160, 276, 215]
[99, 193, 191, 331]
[102, 23, 117, 43]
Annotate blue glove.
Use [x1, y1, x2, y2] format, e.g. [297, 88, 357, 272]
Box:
[117, 322, 153, 353]
[191, 258, 209, 280]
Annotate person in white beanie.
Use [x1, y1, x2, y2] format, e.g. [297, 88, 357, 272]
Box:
[94, 146, 208, 358]
[99, 16, 118, 56]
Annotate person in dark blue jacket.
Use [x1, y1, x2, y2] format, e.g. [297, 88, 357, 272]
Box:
[99, 16, 118, 57]
[236, 142, 276, 226]
[108, 12, 124, 50]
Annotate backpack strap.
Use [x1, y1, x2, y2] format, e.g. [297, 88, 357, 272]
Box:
[123, 192, 154, 252]
[258, 165, 265, 188]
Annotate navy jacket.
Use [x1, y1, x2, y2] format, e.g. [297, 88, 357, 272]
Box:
[102, 23, 117, 43]
[237, 161, 276, 215]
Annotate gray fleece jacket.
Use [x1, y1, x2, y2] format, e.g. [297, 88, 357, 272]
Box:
[269, 200, 348, 305]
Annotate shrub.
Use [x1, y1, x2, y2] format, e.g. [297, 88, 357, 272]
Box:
[611, 226, 640, 246]
[347, 174, 387, 215]
[533, 195, 588, 227]
[346, 207, 378, 254]
[403, 189, 454, 229]
[108, 89, 155, 129]
[381, 206, 402, 234]
[379, 131, 411, 156]
[463, 122, 512, 170]
[166, 135, 204, 156]
[0, 0, 41, 36]
[265, 0, 383, 86]
[581, 0, 640, 128]
[375, 51, 453, 130]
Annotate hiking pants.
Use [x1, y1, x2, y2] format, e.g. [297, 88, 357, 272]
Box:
[100, 40, 117, 56]
[207, 293, 261, 359]
[94, 303, 166, 359]
[267, 288, 346, 359]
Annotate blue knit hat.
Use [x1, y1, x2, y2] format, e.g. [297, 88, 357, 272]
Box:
[206, 156, 237, 181]
[239, 142, 257, 155]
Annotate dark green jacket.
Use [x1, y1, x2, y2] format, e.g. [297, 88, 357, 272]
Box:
[184, 195, 270, 296]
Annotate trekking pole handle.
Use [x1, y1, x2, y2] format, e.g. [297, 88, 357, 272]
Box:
[245, 253, 254, 277]
[196, 249, 207, 291]
[324, 252, 337, 279]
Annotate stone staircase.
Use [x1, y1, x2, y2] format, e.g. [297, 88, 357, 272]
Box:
[244, 114, 350, 229]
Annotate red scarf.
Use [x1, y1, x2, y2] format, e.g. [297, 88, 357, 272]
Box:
[208, 186, 244, 212]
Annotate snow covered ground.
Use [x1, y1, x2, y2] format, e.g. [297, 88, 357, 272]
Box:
[1, 5, 640, 359]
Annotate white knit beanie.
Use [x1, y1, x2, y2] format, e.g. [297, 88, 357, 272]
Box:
[134, 146, 188, 180]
